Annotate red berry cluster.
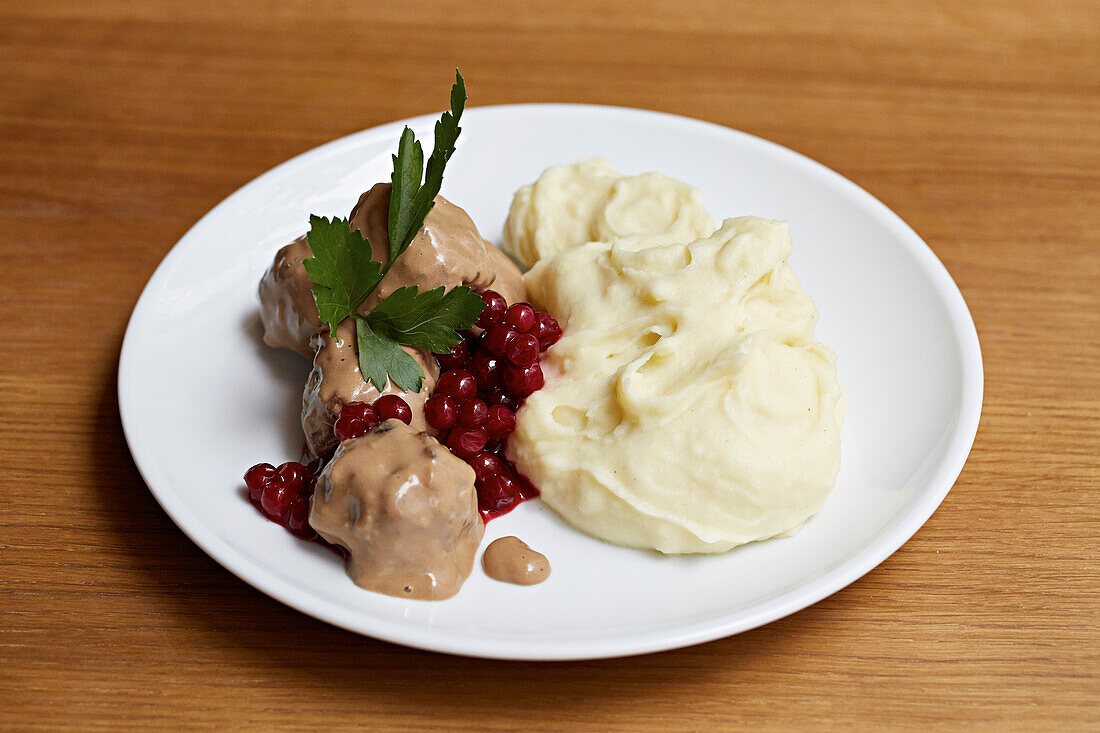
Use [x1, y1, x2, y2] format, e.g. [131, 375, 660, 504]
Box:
[243, 395, 412, 549]
[427, 290, 561, 520]
[333, 394, 412, 442]
[243, 290, 562, 537]
[244, 460, 323, 540]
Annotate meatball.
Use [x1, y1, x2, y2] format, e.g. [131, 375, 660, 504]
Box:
[257, 185, 525, 356]
[350, 182, 499, 309]
[484, 241, 527, 305]
[301, 318, 438, 457]
[257, 234, 322, 357]
[310, 421, 483, 600]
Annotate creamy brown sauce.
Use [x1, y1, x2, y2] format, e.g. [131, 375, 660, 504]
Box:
[309, 421, 483, 600]
[482, 536, 550, 586]
[301, 319, 437, 457]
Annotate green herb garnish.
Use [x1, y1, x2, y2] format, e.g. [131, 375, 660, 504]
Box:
[302, 69, 483, 393]
[366, 284, 486, 353]
[353, 317, 428, 394]
[301, 215, 383, 339]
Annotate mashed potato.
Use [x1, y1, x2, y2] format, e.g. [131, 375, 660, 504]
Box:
[503, 158, 716, 266]
[506, 178, 844, 553]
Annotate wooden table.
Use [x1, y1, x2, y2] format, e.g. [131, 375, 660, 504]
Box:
[3, 1, 1097, 728]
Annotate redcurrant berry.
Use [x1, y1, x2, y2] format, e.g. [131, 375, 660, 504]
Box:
[436, 369, 477, 402]
[373, 394, 412, 425]
[485, 404, 517, 439]
[425, 393, 458, 430]
[476, 289, 507, 329]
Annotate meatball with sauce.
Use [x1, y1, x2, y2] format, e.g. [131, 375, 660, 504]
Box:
[257, 185, 528, 358]
[310, 421, 483, 600]
[301, 319, 438, 458]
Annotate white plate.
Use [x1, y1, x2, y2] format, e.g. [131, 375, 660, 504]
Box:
[119, 104, 983, 660]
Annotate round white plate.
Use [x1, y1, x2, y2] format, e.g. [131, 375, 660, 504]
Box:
[119, 104, 983, 660]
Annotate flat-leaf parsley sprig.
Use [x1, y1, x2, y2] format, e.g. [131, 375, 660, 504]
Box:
[302, 70, 483, 393]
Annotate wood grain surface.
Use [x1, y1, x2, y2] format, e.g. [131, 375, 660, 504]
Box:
[2, 0, 1097, 729]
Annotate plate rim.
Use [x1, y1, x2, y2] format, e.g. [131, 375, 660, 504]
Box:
[118, 103, 984, 660]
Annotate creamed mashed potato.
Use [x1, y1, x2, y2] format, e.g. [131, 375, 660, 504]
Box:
[504, 162, 844, 554]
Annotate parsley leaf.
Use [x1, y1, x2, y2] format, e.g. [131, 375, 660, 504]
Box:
[387, 127, 424, 262]
[365, 285, 485, 353]
[387, 69, 466, 261]
[301, 215, 383, 336]
[354, 316, 425, 393]
[302, 70, 482, 396]
[406, 70, 466, 250]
